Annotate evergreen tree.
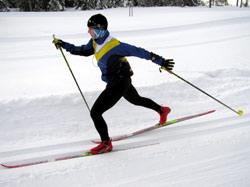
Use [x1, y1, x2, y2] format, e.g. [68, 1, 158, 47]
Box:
[1, 0, 235, 12]
[0, 0, 9, 11]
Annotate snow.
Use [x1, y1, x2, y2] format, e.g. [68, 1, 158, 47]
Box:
[0, 6, 250, 187]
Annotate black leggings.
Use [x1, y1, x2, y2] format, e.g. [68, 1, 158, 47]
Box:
[90, 77, 161, 141]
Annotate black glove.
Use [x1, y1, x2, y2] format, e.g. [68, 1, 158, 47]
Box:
[52, 38, 65, 49]
[150, 52, 161, 64]
[150, 52, 175, 71]
[161, 58, 175, 71]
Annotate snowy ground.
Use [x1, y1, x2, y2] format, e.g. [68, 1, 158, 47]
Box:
[1, 6, 250, 187]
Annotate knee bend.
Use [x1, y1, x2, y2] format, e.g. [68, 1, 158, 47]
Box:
[90, 107, 102, 119]
[90, 108, 96, 119]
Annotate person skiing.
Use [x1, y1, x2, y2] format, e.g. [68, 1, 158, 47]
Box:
[53, 14, 175, 155]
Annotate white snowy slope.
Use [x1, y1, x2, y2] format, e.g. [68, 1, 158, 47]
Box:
[0, 6, 250, 187]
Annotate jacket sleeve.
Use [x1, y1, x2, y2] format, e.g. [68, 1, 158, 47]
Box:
[62, 39, 94, 56]
[118, 42, 163, 65]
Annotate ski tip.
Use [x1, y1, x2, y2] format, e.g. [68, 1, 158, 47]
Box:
[209, 110, 216, 113]
[198, 110, 216, 116]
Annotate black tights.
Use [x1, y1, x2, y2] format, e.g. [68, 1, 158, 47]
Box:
[90, 78, 161, 141]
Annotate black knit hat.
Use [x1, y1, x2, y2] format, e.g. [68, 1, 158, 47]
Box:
[87, 14, 108, 30]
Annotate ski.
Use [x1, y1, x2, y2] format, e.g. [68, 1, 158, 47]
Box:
[92, 110, 215, 144]
[1, 110, 215, 168]
[1, 142, 158, 169]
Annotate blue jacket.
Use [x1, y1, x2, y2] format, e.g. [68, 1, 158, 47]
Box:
[62, 31, 163, 84]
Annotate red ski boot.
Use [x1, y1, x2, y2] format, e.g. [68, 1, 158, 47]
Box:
[89, 140, 113, 155]
[158, 106, 171, 125]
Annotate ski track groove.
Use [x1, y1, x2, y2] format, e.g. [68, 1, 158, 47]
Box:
[104, 148, 250, 187]
[1, 16, 250, 43]
[1, 113, 249, 164]
[2, 33, 250, 62]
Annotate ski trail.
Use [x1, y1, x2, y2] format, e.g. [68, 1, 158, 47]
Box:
[152, 34, 250, 50]
[107, 148, 250, 187]
[1, 16, 249, 43]
[0, 140, 159, 169]
[138, 113, 250, 144]
[114, 16, 250, 36]
[0, 139, 91, 158]
[1, 112, 248, 160]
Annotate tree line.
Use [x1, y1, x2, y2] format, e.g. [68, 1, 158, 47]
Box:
[0, 0, 247, 12]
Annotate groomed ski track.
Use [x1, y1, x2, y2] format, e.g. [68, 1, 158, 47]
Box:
[1, 108, 250, 186]
[0, 110, 215, 168]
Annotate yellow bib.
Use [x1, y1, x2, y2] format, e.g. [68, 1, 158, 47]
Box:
[92, 36, 120, 62]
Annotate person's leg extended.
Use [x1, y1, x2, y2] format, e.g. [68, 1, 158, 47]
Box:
[90, 78, 131, 142]
[124, 83, 171, 125]
[124, 84, 161, 111]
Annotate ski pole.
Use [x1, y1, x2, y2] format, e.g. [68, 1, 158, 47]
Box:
[53, 35, 91, 112]
[161, 67, 243, 116]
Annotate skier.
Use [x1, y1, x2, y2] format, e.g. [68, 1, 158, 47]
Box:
[53, 14, 175, 154]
